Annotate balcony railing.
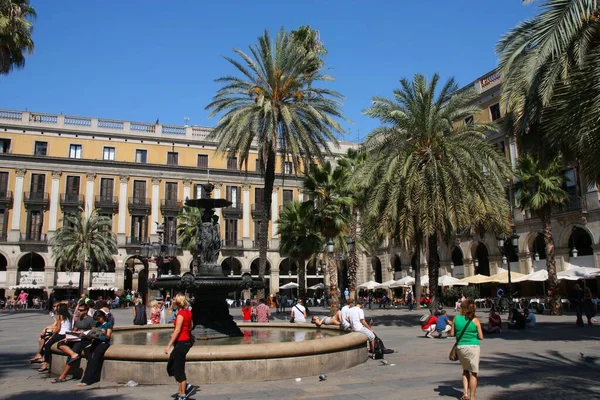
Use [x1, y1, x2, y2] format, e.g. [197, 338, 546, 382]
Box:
[126, 236, 150, 245]
[222, 239, 244, 249]
[553, 197, 583, 215]
[0, 234, 7, 242]
[60, 193, 85, 208]
[19, 233, 48, 243]
[161, 199, 183, 212]
[252, 240, 270, 249]
[251, 203, 266, 216]
[222, 202, 243, 216]
[0, 190, 13, 207]
[95, 195, 119, 209]
[128, 197, 151, 210]
[23, 192, 49, 208]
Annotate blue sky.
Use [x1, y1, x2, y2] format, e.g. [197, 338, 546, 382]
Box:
[0, 1, 538, 141]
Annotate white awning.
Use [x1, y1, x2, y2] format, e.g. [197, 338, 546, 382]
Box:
[9, 284, 45, 290]
[278, 282, 299, 290]
[87, 286, 119, 291]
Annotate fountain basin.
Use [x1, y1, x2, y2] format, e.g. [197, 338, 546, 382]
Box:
[50, 323, 369, 384]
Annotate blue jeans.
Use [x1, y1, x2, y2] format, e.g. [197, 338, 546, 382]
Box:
[408, 301, 413, 311]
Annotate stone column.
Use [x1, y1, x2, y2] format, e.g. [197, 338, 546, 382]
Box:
[45, 266, 56, 291]
[298, 190, 304, 202]
[117, 175, 129, 245]
[183, 179, 192, 202]
[271, 186, 279, 247]
[271, 269, 280, 296]
[242, 184, 251, 246]
[115, 258, 125, 293]
[9, 168, 26, 242]
[151, 178, 161, 237]
[214, 182, 223, 229]
[48, 171, 61, 234]
[85, 173, 96, 219]
[489, 256, 502, 275]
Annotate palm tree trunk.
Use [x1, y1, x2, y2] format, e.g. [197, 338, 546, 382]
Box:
[78, 263, 85, 296]
[258, 149, 276, 299]
[542, 216, 561, 315]
[414, 235, 422, 310]
[298, 258, 306, 308]
[347, 206, 358, 300]
[427, 233, 440, 312]
[327, 250, 340, 316]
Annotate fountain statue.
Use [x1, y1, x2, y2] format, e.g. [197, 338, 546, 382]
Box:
[150, 183, 263, 339]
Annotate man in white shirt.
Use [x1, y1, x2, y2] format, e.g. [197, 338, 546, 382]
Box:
[340, 298, 354, 331]
[348, 299, 376, 355]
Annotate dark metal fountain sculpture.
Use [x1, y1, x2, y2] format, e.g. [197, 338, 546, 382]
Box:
[150, 183, 263, 339]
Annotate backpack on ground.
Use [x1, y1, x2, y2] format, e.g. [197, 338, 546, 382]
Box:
[373, 337, 385, 359]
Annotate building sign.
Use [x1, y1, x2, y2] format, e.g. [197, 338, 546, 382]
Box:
[91, 272, 116, 285]
[19, 271, 45, 285]
[481, 71, 500, 88]
[453, 265, 465, 279]
[56, 272, 80, 286]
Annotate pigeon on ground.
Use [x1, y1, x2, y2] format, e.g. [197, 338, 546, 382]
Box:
[380, 360, 389, 366]
[319, 374, 327, 381]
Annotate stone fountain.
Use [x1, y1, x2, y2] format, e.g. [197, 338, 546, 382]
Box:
[150, 183, 263, 339]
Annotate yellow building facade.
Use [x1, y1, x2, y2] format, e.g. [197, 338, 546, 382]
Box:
[0, 109, 357, 300]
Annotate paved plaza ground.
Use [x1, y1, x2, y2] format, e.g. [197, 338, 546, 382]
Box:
[1, 305, 599, 399]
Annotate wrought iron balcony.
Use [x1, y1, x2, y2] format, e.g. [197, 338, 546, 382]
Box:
[161, 199, 183, 213]
[95, 195, 119, 210]
[252, 240, 270, 249]
[222, 239, 243, 249]
[19, 232, 47, 243]
[0, 190, 13, 208]
[128, 197, 151, 213]
[222, 202, 243, 216]
[60, 193, 85, 208]
[24, 192, 49, 208]
[251, 203, 266, 217]
[125, 236, 150, 246]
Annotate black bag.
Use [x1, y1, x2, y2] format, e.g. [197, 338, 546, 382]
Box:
[373, 337, 385, 359]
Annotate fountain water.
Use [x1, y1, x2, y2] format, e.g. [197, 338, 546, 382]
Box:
[150, 183, 263, 339]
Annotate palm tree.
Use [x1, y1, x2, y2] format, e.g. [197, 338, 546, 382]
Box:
[497, 0, 600, 180]
[515, 153, 569, 315]
[177, 206, 203, 275]
[0, 0, 36, 75]
[360, 74, 512, 311]
[50, 209, 117, 295]
[337, 148, 368, 299]
[278, 201, 324, 304]
[304, 161, 352, 314]
[206, 28, 345, 297]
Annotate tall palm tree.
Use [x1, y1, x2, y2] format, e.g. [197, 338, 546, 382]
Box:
[337, 148, 368, 299]
[206, 28, 345, 297]
[360, 74, 512, 311]
[177, 206, 203, 275]
[0, 0, 36, 75]
[497, 0, 600, 180]
[50, 209, 117, 295]
[278, 201, 324, 303]
[304, 161, 352, 314]
[515, 153, 569, 315]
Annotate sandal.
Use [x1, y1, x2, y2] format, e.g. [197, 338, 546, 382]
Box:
[28, 357, 42, 364]
[76, 382, 88, 387]
[67, 356, 81, 365]
[37, 366, 49, 373]
[51, 377, 69, 384]
[461, 395, 469, 400]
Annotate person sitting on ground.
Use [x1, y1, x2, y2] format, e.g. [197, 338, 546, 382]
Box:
[348, 299, 376, 355]
[254, 298, 271, 322]
[133, 297, 147, 325]
[150, 300, 163, 324]
[455, 293, 466, 312]
[435, 310, 452, 338]
[241, 299, 253, 322]
[421, 313, 438, 338]
[484, 307, 503, 333]
[51, 303, 96, 383]
[290, 299, 307, 323]
[524, 308, 536, 328]
[509, 308, 526, 330]
[78, 310, 113, 386]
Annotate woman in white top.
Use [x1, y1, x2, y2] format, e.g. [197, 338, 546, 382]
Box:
[290, 299, 307, 323]
[38, 303, 72, 372]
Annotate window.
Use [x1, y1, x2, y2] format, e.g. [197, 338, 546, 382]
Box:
[227, 156, 238, 170]
[100, 178, 114, 199]
[165, 182, 178, 201]
[197, 154, 208, 168]
[0, 139, 11, 154]
[227, 186, 239, 208]
[133, 180, 146, 200]
[464, 116, 474, 125]
[30, 174, 46, 194]
[69, 144, 82, 159]
[99, 213, 113, 231]
[135, 149, 147, 163]
[283, 161, 292, 175]
[0, 172, 8, 196]
[130, 215, 148, 242]
[194, 184, 205, 199]
[283, 189, 293, 206]
[255, 159, 262, 172]
[496, 140, 506, 155]
[167, 152, 179, 166]
[103, 147, 115, 161]
[254, 187, 264, 206]
[34, 141, 47, 156]
[65, 176, 80, 200]
[164, 216, 177, 244]
[254, 220, 261, 243]
[0, 209, 6, 238]
[489, 103, 502, 121]
[225, 218, 238, 243]
[27, 210, 43, 240]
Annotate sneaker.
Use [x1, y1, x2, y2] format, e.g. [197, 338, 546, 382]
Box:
[186, 383, 193, 393]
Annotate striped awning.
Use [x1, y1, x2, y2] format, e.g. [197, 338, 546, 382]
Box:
[87, 286, 118, 291]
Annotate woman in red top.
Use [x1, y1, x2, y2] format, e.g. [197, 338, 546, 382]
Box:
[164, 294, 194, 400]
[241, 299, 253, 322]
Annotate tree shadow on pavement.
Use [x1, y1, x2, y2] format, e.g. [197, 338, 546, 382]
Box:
[3, 391, 129, 400]
[370, 313, 423, 327]
[0, 351, 31, 379]
[435, 350, 600, 399]
[482, 322, 600, 342]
